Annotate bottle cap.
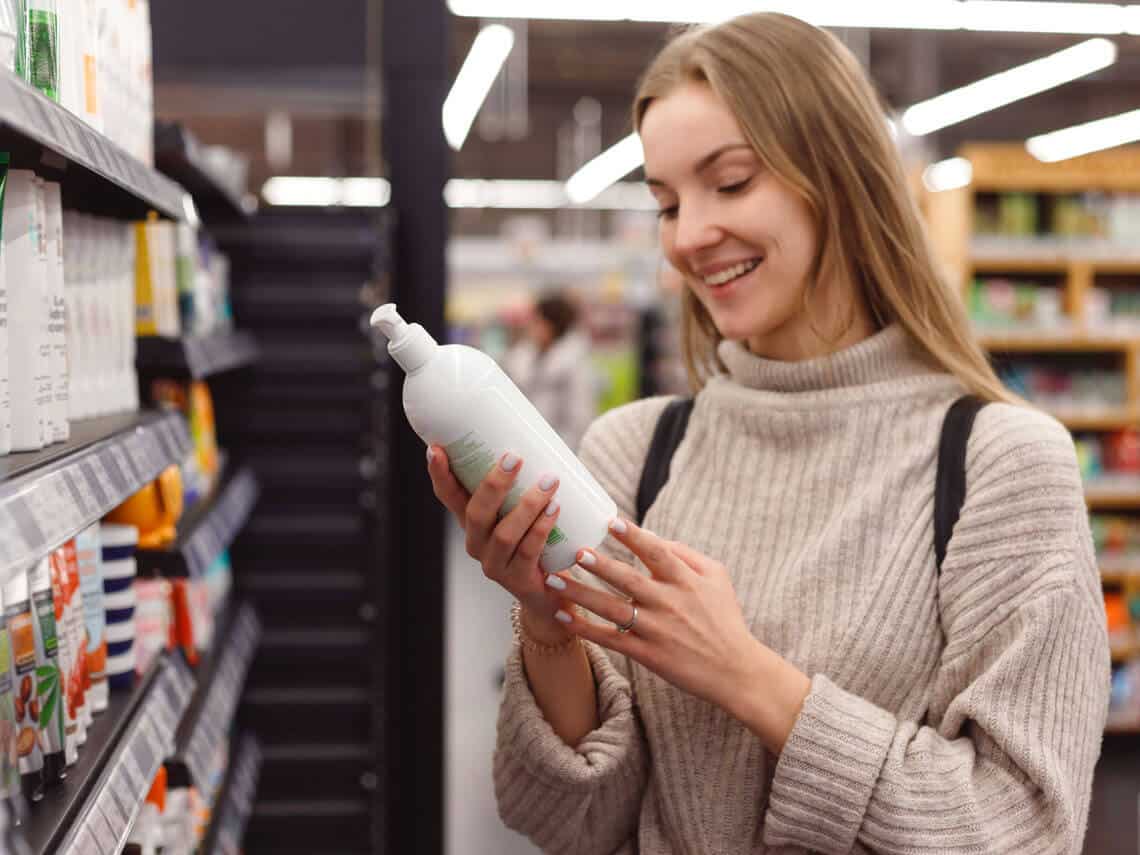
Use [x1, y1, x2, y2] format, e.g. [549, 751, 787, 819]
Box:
[370, 303, 438, 373]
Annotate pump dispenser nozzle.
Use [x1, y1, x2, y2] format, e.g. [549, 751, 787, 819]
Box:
[370, 303, 439, 372]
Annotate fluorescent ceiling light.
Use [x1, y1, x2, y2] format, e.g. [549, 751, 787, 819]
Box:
[262, 177, 653, 210]
[901, 38, 1117, 136]
[262, 176, 391, 207]
[922, 157, 973, 192]
[959, 1, 1128, 34]
[566, 134, 645, 204]
[1026, 108, 1140, 162]
[442, 24, 515, 150]
[447, 0, 1140, 34]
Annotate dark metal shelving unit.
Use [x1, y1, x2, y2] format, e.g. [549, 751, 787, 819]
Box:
[0, 411, 192, 585]
[19, 654, 196, 854]
[135, 463, 260, 579]
[135, 329, 260, 381]
[0, 68, 184, 219]
[154, 120, 251, 223]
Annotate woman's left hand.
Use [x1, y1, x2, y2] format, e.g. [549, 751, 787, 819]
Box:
[546, 518, 810, 751]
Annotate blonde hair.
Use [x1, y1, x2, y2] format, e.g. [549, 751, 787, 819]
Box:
[634, 13, 1013, 402]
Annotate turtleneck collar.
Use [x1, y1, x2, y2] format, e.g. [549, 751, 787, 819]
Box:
[714, 325, 939, 395]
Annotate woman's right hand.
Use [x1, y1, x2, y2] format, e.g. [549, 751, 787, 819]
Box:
[426, 446, 572, 641]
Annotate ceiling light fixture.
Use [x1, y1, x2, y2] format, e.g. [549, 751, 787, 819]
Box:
[262, 177, 654, 210]
[901, 38, 1117, 136]
[566, 134, 645, 204]
[1026, 108, 1140, 162]
[921, 157, 973, 192]
[447, 0, 1140, 35]
[442, 24, 515, 151]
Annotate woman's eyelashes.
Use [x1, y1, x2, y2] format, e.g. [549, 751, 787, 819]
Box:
[717, 176, 753, 195]
[655, 176, 755, 218]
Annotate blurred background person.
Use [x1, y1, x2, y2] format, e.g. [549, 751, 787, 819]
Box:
[502, 292, 597, 451]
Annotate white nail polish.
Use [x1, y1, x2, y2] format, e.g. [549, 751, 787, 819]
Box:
[545, 500, 559, 517]
[539, 474, 558, 491]
[554, 609, 572, 624]
[501, 453, 521, 472]
[610, 518, 628, 534]
[545, 574, 567, 591]
[578, 551, 596, 567]
[425, 447, 435, 465]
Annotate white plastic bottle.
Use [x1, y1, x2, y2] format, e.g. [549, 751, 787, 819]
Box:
[371, 303, 616, 573]
[5, 170, 46, 452]
[43, 182, 67, 442]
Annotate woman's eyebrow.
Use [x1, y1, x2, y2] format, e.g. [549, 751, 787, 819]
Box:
[645, 142, 753, 187]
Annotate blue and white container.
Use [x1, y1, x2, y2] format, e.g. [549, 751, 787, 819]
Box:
[98, 524, 137, 691]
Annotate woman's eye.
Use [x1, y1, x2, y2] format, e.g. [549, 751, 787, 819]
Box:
[656, 205, 678, 220]
[718, 178, 751, 194]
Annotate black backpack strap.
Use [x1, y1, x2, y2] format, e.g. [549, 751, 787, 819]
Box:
[935, 395, 988, 573]
[635, 397, 695, 525]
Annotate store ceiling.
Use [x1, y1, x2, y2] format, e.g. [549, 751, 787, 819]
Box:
[150, 3, 1140, 214]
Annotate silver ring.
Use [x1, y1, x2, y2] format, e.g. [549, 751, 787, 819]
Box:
[615, 603, 638, 634]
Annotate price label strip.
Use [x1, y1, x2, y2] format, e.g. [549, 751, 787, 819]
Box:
[183, 606, 261, 793]
[55, 656, 197, 855]
[0, 412, 194, 585]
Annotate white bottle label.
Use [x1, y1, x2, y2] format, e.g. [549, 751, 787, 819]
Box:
[444, 431, 568, 551]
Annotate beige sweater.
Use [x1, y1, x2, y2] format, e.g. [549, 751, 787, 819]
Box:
[494, 326, 1110, 855]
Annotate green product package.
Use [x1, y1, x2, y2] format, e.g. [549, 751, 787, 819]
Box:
[17, 1, 58, 102]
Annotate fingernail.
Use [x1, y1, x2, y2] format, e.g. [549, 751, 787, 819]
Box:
[425, 447, 435, 465]
[578, 550, 596, 567]
[554, 609, 572, 624]
[545, 500, 559, 517]
[545, 574, 567, 591]
[501, 453, 521, 472]
[538, 474, 558, 492]
[610, 518, 628, 534]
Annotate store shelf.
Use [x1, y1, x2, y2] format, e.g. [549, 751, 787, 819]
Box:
[0, 68, 184, 220]
[154, 121, 251, 223]
[19, 653, 196, 855]
[1086, 479, 1140, 510]
[1051, 409, 1137, 431]
[0, 411, 191, 585]
[201, 734, 263, 855]
[137, 464, 260, 578]
[977, 332, 1135, 353]
[970, 239, 1140, 267]
[167, 600, 261, 794]
[136, 329, 260, 380]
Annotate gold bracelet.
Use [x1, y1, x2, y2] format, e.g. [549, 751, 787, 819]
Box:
[511, 601, 580, 656]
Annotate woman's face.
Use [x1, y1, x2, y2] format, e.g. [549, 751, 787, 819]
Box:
[641, 81, 869, 361]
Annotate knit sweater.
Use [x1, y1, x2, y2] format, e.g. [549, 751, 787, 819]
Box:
[493, 325, 1110, 855]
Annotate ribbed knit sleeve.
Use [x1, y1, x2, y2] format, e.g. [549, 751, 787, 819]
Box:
[763, 404, 1110, 854]
[492, 396, 674, 853]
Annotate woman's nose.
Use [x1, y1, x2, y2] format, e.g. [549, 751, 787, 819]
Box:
[672, 203, 723, 257]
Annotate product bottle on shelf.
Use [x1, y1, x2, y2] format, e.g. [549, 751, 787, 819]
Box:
[0, 0, 17, 74]
[43, 181, 68, 442]
[0, 154, 11, 456]
[17, 0, 60, 102]
[2, 572, 43, 802]
[0, 585, 23, 807]
[28, 559, 66, 784]
[60, 541, 91, 737]
[46, 551, 79, 763]
[31, 177, 54, 444]
[75, 523, 108, 713]
[5, 170, 46, 451]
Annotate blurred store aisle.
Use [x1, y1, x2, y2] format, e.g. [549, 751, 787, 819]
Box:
[446, 519, 543, 855]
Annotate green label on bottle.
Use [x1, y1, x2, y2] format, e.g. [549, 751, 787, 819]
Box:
[26, 8, 58, 102]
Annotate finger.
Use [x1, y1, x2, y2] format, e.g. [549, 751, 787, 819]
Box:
[666, 541, 716, 576]
[507, 493, 562, 574]
[484, 475, 560, 574]
[574, 548, 661, 607]
[606, 518, 689, 583]
[543, 570, 644, 631]
[464, 452, 523, 558]
[426, 447, 470, 521]
[553, 604, 653, 664]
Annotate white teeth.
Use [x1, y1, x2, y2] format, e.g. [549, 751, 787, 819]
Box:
[702, 258, 760, 287]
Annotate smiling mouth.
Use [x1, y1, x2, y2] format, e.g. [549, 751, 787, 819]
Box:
[701, 257, 762, 288]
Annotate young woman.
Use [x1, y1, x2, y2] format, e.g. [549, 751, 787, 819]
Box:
[427, 13, 1109, 854]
